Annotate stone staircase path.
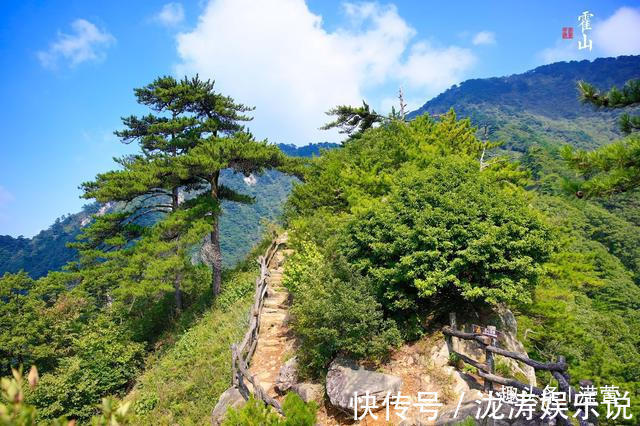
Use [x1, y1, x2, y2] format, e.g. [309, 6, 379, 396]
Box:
[248, 235, 296, 400]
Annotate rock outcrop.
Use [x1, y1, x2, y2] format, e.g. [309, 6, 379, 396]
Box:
[292, 382, 324, 404]
[210, 387, 245, 425]
[325, 356, 402, 414]
[275, 356, 298, 393]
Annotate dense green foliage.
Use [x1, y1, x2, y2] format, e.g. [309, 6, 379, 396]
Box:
[222, 393, 317, 426]
[516, 142, 640, 422]
[283, 242, 402, 375]
[341, 161, 551, 310]
[283, 103, 640, 423]
[1, 367, 132, 425]
[283, 112, 553, 374]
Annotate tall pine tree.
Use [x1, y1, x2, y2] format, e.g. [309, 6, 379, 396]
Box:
[78, 75, 260, 307]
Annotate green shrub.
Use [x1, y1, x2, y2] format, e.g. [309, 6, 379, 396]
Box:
[223, 396, 280, 425]
[282, 241, 324, 295]
[27, 319, 144, 421]
[280, 392, 318, 424]
[1, 367, 132, 426]
[341, 160, 553, 317]
[223, 393, 317, 426]
[286, 245, 401, 376]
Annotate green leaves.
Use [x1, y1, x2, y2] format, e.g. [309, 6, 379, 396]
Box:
[577, 78, 640, 137]
[341, 158, 552, 311]
[320, 100, 385, 136]
[562, 134, 640, 197]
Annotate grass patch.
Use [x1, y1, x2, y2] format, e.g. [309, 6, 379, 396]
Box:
[123, 240, 272, 425]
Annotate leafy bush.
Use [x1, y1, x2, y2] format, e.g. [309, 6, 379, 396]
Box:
[1, 366, 131, 426]
[341, 159, 553, 316]
[223, 393, 317, 426]
[27, 319, 144, 421]
[285, 243, 401, 376]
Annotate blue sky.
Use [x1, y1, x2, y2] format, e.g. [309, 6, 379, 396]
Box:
[1, 0, 639, 237]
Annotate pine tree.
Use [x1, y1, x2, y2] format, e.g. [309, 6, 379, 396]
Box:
[562, 80, 640, 197]
[578, 79, 640, 134]
[320, 100, 385, 137]
[78, 75, 256, 308]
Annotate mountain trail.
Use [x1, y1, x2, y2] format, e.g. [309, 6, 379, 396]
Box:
[248, 233, 296, 400]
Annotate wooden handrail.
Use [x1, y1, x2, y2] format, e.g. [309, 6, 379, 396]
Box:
[229, 238, 283, 414]
[442, 326, 567, 372]
[443, 316, 588, 426]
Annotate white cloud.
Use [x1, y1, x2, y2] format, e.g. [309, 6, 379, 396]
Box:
[397, 41, 476, 90]
[539, 39, 586, 64]
[154, 3, 185, 27]
[472, 31, 495, 45]
[37, 19, 115, 69]
[593, 7, 640, 56]
[537, 7, 640, 64]
[0, 185, 14, 207]
[175, 0, 476, 144]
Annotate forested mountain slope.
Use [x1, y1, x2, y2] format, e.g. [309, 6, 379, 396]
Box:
[409, 55, 640, 152]
[0, 143, 341, 278]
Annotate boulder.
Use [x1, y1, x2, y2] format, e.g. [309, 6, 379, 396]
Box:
[495, 307, 537, 387]
[210, 386, 246, 425]
[275, 356, 298, 393]
[292, 382, 324, 404]
[325, 356, 402, 414]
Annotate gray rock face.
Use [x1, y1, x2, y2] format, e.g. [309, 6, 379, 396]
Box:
[292, 382, 324, 404]
[495, 307, 537, 387]
[210, 387, 245, 425]
[275, 356, 298, 393]
[325, 357, 402, 414]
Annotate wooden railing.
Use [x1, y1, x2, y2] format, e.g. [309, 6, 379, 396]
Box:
[230, 238, 283, 414]
[442, 314, 588, 426]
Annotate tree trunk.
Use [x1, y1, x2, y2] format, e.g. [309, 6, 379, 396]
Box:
[173, 277, 183, 313]
[210, 172, 222, 296]
[210, 218, 223, 296]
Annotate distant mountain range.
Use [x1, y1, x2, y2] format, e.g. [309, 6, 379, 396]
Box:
[3, 56, 639, 279]
[409, 55, 640, 152]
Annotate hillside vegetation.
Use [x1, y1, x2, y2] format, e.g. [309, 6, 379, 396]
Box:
[2, 58, 640, 425]
[410, 55, 640, 152]
[281, 110, 639, 423]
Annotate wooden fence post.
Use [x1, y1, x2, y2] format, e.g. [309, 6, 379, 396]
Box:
[484, 340, 495, 392]
[231, 343, 238, 387]
[447, 312, 457, 354]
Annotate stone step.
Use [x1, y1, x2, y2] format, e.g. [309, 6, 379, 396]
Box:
[261, 312, 288, 322]
[260, 338, 285, 348]
[264, 299, 287, 309]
